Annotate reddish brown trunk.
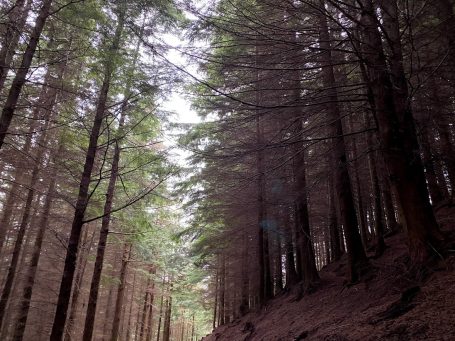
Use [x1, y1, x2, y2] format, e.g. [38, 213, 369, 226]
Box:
[284, 207, 298, 287]
[328, 175, 341, 262]
[0, 60, 55, 254]
[317, 1, 368, 282]
[0, 73, 59, 329]
[50, 8, 125, 339]
[292, 143, 320, 291]
[162, 293, 172, 341]
[359, 0, 443, 265]
[64, 228, 94, 341]
[145, 268, 156, 341]
[0, 0, 53, 149]
[110, 243, 132, 341]
[155, 277, 166, 341]
[0, 0, 32, 92]
[12, 140, 64, 341]
[125, 270, 137, 341]
[139, 272, 153, 341]
[239, 230, 249, 315]
[82, 101, 126, 341]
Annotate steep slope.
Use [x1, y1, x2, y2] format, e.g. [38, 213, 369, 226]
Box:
[202, 230, 455, 341]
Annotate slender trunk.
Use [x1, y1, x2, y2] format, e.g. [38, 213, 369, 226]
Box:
[102, 283, 115, 340]
[162, 293, 172, 341]
[348, 116, 368, 250]
[50, 8, 125, 339]
[318, 2, 368, 282]
[212, 270, 218, 330]
[144, 268, 156, 341]
[292, 141, 320, 291]
[156, 277, 166, 341]
[256, 113, 272, 304]
[139, 274, 152, 341]
[274, 235, 283, 293]
[328, 175, 341, 262]
[0, 61, 55, 254]
[125, 270, 137, 341]
[12, 140, 64, 341]
[191, 315, 195, 341]
[82, 101, 127, 341]
[364, 112, 386, 256]
[284, 206, 298, 288]
[0, 0, 53, 149]
[110, 243, 132, 341]
[0, 76, 60, 329]
[0, 0, 32, 92]
[219, 256, 225, 325]
[359, 0, 443, 265]
[239, 231, 249, 316]
[64, 228, 95, 341]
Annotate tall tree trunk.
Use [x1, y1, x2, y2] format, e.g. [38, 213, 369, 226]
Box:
[284, 206, 298, 288]
[125, 270, 137, 341]
[156, 277, 166, 341]
[239, 230, 249, 316]
[64, 228, 95, 341]
[144, 267, 156, 341]
[102, 282, 115, 340]
[49, 6, 125, 339]
[292, 141, 320, 292]
[364, 112, 386, 256]
[212, 270, 218, 330]
[318, 1, 368, 282]
[162, 294, 172, 341]
[274, 235, 283, 294]
[328, 175, 341, 262]
[12, 139, 64, 341]
[82, 99, 127, 341]
[0, 0, 53, 150]
[0, 0, 32, 92]
[348, 116, 369, 249]
[256, 113, 272, 305]
[359, 0, 443, 265]
[0, 60, 55, 254]
[0, 68, 60, 329]
[110, 243, 132, 341]
[219, 256, 225, 325]
[139, 272, 152, 341]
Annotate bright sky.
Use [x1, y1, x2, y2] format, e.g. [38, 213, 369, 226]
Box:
[159, 29, 205, 171]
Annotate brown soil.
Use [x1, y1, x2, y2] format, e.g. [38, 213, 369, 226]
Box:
[202, 228, 455, 340]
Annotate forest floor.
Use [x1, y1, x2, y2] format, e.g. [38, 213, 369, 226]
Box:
[203, 209, 455, 341]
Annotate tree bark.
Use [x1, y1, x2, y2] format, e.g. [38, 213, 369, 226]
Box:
[0, 59, 62, 329]
[318, 1, 369, 282]
[156, 276, 166, 341]
[125, 270, 137, 341]
[359, 0, 443, 266]
[284, 206, 299, 288]
[328, 175, 341, 262]
[0, 0, 32, 92]
[110, 243, 132, 341]
[49, 6, 125, 339]
[0, 60, 55, 254]
[11, 140, 64, 341]
[82, 97, 127, 341]
[0, 0, 53, 150]
[64, 227, 94, 341]
[292, 141, 320, 291]
[162, 294, 172, 341]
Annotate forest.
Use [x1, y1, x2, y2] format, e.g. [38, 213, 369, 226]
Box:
[0, 0, 454, 340]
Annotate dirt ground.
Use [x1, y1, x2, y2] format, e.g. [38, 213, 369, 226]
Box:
[202, 224, 455, 341]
